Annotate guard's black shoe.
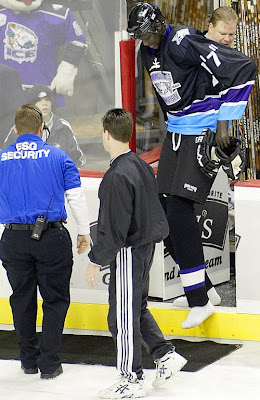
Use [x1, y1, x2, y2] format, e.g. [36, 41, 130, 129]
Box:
[21, 364, 38, 374]
[41, 365, 63, 380]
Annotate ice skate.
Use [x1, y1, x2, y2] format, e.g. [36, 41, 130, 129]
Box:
[182, 300, 215, 329]
[152, 351, 187, 388]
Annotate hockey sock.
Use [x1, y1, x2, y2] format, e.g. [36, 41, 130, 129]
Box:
[173, 287, 221, 307]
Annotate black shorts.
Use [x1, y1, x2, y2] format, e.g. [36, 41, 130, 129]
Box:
[157, 131, 215, 204]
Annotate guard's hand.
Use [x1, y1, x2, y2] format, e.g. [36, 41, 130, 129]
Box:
[215, 120, 230, 149]
[77, 234, 90, 255]
[86, 263, 100, 286]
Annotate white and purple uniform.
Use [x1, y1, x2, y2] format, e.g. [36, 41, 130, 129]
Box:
[0, 3, 86, 88]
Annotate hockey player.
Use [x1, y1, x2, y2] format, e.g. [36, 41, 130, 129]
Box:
[0, 0, 87, 100]
[172, 6, 239, 309]
[127, 2, 256, 329]
[86, 108, 187, 399]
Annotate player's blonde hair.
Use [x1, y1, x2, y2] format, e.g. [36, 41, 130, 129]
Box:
[209, 6, 238, 26]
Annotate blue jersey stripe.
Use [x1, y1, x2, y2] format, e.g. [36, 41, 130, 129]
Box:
[167, 102, 246, 135]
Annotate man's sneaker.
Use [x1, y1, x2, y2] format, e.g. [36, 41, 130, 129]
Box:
[152, 351, 187, 388]
[99, 376, 147, 399]
[21, 364, 38, 374]
[41, 365, 63, 380]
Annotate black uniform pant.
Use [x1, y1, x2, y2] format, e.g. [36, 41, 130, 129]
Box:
[108, 243, 173, 381]
[0, 226, 73, 374]
[159, 194, 213, 303]
[160, 195, 211, 307]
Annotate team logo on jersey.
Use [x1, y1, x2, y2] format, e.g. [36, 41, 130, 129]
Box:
[150, 70, 181, 105]
[3, 22, 38, 64]
[149, 57, 160, 71]
[172, 28, 190, 45]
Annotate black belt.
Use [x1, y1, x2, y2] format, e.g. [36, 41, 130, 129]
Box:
[5, 222, 63, 231]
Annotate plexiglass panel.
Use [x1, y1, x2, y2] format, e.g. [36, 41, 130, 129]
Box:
[0, 0, 126, 170]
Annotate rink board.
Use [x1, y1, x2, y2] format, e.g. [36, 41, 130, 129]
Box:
[0, 177, 260, 341]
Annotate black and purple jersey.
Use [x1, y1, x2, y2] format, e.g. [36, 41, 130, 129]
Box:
[141, 25, 256, 135]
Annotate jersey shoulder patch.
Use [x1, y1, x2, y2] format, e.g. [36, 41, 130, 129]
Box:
[172, 28, 190, 45]
[39, 3, 69, 19]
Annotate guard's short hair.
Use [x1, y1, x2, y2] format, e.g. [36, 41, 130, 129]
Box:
[15, 104, 43, 135]
[102, 108, 133, 143]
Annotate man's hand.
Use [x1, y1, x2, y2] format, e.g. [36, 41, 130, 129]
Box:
[86, 263, 100, 286]
[77, 234, 90, 255]
[215, 120, 230, 148]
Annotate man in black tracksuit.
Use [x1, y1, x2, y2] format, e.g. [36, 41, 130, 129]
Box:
[86, 109, 187, 399]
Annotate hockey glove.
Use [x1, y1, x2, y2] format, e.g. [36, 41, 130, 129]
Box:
[51, 61, 78, 96]
[197, 129, 220, 178]
[215, 137, 245, 180]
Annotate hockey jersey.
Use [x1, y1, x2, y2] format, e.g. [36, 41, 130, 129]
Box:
[0, 3, 86, 88]
[141, 25, 257, 135]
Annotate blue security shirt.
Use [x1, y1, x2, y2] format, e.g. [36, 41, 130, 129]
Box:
[0, 133, 81, 224]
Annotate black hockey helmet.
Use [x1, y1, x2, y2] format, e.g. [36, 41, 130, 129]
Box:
[127, 2, 165, 39]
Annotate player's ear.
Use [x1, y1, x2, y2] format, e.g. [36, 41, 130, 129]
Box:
[38, 123, 44, 137]
[104, 129, 110, 141]
[155, 21, 165, 34]
[14, 125, 18, 136]
[208, 22, 214, 34]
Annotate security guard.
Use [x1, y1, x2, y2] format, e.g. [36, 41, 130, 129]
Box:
[0, 104, 90, 379]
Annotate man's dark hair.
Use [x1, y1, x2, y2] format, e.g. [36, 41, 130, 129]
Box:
[15, 104, 43, 135]
[102, 108, 133, 143]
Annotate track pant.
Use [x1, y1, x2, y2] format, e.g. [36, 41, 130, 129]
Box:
[0, 226, 73, 374]
[164, 195, 211, 307]
[108, 243, 173, 381]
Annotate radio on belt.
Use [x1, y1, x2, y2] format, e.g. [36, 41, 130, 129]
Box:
[31, 216, 46, 240]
